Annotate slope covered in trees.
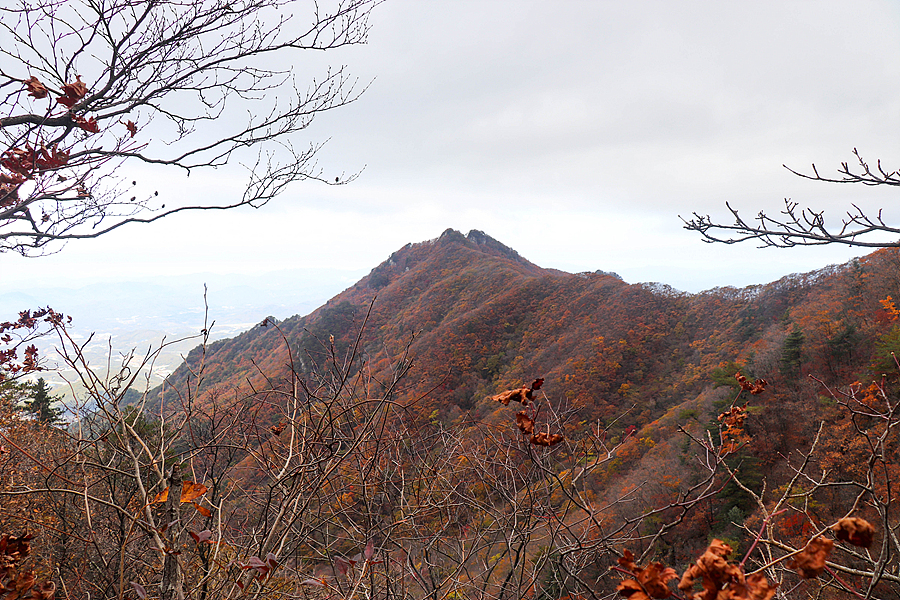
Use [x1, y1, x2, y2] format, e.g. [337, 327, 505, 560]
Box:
[4, 228, 900, 599]
[161, 228, 896, 436]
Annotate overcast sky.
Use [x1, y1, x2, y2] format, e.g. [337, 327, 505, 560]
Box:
[5, 0, 900, 294]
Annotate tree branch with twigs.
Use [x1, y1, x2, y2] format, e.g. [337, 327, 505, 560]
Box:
[0, 0, 378, 255]
[682, 149, 900, 249]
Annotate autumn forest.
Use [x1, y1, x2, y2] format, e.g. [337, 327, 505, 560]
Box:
[2, 1, 900, 597]
[2, 228, 899, 599]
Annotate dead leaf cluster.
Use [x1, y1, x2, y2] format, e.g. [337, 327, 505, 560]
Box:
[618, 539, 777, 600]
[492, 378, 565, 447]
[618, 516, 878, 598]
[616, 549, 678, 599]
[735, 373, 767, 395]
[0, 533, 55, 600]
[150, 480, 213, 518]
[788, 536, 833, 579]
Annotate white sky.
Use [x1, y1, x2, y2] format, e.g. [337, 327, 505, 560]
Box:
[4, 0, 900, 294]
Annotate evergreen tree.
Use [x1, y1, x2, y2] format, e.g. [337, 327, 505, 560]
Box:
[25, 377, 64, 426]
[780, 326, 805, 380]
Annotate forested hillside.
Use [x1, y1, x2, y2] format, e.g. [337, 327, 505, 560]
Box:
[163, 227, 897, 435]
[3, 228, 899, 599]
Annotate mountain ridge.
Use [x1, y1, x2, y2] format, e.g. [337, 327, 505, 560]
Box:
[155, 228, 891, 433]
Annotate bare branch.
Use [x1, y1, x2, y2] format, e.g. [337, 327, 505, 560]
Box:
[0, 0, 379, 254]
[683, 149, 900, 248]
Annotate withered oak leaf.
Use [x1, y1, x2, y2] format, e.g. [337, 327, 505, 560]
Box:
[530, 432, 564, 447]
[491, 377, 544, 406]
[616, 549, 677, 599]
[678, 539, 740, 598]
[23, 76, 48, 99]
[832, 517, 875, 548]
[735, 372, 768, 395]
[789, 536, 833, 579]
[725, 573, 777, 600]
[515, 411, 535, 435]
[491, 387, 531, 406]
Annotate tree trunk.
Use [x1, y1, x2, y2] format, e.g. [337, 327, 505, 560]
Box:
[160, 466, 184, 600]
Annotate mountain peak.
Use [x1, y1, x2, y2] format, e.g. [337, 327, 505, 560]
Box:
[436, 228, 528, 264]
[358, 229, 541, 291]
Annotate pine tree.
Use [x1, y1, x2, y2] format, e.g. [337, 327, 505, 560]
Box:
[780, 326, 805, 380]
[25, 377, 64, 426]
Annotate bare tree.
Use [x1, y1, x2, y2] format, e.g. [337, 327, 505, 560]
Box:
[682, 149, 900, 248]
[0, 0, 377, 255]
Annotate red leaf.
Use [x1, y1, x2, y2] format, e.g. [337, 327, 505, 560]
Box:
[124, 120, 137, 137]
[130, 581, 147, 599]
[73, 115, 99, 133]
[335, 557, 350, 576]
[192, 502, 212, 518]
[189, 530, 214, 544]
[35, 145, 69, 171]
[56, 76, 88, 108]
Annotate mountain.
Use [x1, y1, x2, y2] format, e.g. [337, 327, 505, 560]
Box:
[156, 228, 899, 441]
[13, 228, 900, 594]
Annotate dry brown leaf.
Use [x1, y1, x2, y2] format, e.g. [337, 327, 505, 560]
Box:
[718, 404, 747, 429]
[491, 378, 544, 406]
[180, 481, 208, 503]
[617, 578, 652, 599]
[678, 539, 739, 599]
[151, 481, 208, 505]
[616, 550, 677, 599]
[734, 372, 767, 395]
[516, 411, 535, 435]
[491, 387, 531, 406]
[832, 517, 875, 548]
[56, 76, 88, 108]
[23, 77, 48, 99]
[789, 536, 833, 579]
[744, 573, 778, 600]
[531, 432, 564, 446]
[618, 549, 638, 572]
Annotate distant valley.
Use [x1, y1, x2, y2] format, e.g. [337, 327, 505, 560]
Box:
[1, 267, 366, 392]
